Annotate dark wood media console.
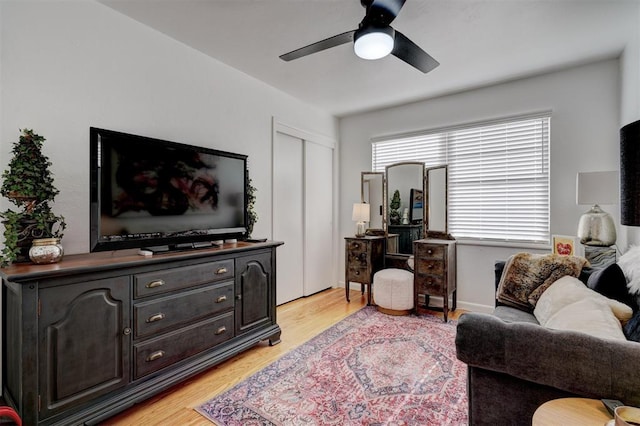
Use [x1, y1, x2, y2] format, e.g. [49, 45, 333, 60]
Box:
[1, 241, 282, 425]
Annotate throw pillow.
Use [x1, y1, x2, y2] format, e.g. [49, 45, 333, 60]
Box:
[544, 297, 627, 341]
[618, 245, 640, 295]
[587, 263, 639, 312]
[534, 275, 633, 326]
[624, 310, 640, 342]
[496, 252, 588, 310]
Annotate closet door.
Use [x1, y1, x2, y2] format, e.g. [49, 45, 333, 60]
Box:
[304, 141, 333, 296]
[273, 132, 304, 305]
[273, 122, 335, 305]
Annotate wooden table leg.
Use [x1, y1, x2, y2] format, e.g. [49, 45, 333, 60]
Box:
[345, 272, 350, 302]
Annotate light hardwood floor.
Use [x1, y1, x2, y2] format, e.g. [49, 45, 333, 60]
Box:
[104, 288, 463, 425]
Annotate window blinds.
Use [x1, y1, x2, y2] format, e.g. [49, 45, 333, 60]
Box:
[372, 115, 550, 243]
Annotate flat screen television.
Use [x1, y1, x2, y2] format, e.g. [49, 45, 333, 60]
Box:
[90, 127, 247, 252]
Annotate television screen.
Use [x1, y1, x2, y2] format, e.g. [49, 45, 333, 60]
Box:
[90, 128, 247, 252]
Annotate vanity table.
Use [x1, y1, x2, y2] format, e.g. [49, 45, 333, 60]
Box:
[413, 238, 457, 322]
[359, 163, 456, 317]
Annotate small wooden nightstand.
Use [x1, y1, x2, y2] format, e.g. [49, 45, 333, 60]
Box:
[413, 238, 457, 321]
[345, 236, 385, 305]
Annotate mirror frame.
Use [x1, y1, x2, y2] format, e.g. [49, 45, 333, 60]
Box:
[425, 165, 454, 240]
[384, 161, 426, 256]
[360, 171, 385, 231]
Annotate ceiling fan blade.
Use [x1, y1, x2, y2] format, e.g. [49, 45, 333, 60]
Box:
[280, 30, 356, 62]
[391, 30, 439, 73]
[363, 0, 406, 26]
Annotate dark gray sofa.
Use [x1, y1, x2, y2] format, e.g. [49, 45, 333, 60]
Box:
[455, 261, 640, 425]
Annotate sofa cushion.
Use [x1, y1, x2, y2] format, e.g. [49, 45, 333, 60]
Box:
[493, 305, 540, 324]
[587, 263, 639, 311]
[496, 253, 588, 311]
[534, 276, 633, 326]
[544, 297, 627, 341]
[624, 310, 640, 342]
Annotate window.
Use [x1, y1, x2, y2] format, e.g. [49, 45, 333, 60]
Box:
[372, 114, 550, 243]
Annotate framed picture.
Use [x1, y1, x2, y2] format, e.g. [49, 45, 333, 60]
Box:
[552, 235, 582, 256]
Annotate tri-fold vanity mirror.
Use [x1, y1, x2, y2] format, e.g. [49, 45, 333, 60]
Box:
[358, 162, 457, 321]
[360, 162, 452, 258]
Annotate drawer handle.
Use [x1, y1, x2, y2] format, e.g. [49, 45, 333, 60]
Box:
[215, 295, 228, 303]
[215, 326, 227, 335]
[427, 249, 433, 254]
[215, 267, 228, 275]
[355, 271, 360, 276]
[146, 313, 165, 323]
[146, 279, 165, 289]
[353, 243, 360, 248]
[146, 350, 165, 362]
[428, 264, 434, 269]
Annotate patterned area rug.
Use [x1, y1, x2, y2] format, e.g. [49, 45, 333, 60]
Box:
[196, 306, 467, 425]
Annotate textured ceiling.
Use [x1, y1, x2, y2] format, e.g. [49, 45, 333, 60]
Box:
[100, 0, 639, 117]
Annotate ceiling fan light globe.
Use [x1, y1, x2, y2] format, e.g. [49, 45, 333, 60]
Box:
[354, 30, 394, 60]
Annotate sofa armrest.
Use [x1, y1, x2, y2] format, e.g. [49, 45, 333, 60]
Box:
[456, 312, 640, 405]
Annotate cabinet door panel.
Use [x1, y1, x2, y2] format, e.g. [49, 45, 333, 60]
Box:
[236, 251, 273, 334]
[38, 276, 130, 420]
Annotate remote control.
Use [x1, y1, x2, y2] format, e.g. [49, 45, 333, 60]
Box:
[602, 399, 625, 416]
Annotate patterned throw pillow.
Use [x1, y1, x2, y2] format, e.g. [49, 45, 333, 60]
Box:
[496, 253, 588, 311]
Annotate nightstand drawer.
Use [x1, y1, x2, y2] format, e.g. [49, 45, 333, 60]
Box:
[415, 258, 444, 276]
[415, 274, 444, 294]
[347, 265, 370, 283]
[415, 243, 445, 259]
[347, 240, 369, 253]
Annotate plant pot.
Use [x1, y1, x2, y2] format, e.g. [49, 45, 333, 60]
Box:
[29, 238, 64, 264]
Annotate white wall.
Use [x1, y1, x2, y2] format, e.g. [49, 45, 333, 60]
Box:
[0, 1, 338, 255]
[340, 59, 622, 311]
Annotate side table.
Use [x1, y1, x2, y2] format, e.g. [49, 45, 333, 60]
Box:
[532, 398, 611, 425]
[344, 236, 385, 305]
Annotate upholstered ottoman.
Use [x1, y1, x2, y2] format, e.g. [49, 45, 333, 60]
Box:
[373, 268, 414, 315]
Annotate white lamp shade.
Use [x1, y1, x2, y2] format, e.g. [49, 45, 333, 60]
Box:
[576, 171, 619, 205]
[352, 203, 371, 222]
[354, 31, 394, 60]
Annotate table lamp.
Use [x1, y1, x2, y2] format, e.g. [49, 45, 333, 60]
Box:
[352, 203, 370, 237]
[576, 171, 618, 246]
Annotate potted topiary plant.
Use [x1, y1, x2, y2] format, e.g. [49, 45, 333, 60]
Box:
[0, 129, 66, 265]
[389, 189, 401, 225]
[246, 172, 258, 238]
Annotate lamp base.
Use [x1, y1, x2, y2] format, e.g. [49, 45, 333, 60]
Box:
[577, 204, 616, 247]
[355, 221, 366, 238]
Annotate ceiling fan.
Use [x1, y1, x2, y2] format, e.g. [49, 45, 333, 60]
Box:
[279, 0, 439, 74]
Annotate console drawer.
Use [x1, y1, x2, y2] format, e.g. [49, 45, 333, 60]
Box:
[134, 259, 234, 298]
[134, 282, 234, 339]
[134, 312, 234, 379]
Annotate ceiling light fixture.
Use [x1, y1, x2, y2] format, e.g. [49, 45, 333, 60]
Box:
[354, 26, 394, 60]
